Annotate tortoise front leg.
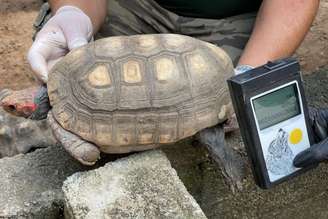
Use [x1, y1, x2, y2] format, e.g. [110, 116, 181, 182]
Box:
[197, 124, 245, 192]
[48, 112, 100, 165]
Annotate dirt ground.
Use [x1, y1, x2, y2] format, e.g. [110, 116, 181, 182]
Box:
[0, 0, 41, 90]
[0, 0, 327, 90]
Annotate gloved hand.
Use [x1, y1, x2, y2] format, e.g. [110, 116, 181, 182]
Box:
[293, 107, 328, 167]
[28, 6, 93, 83]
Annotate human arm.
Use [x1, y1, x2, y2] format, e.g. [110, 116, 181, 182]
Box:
[49, 0, 107, 34]
[28, 0, 107, 83]
[238, 0, 319, 68]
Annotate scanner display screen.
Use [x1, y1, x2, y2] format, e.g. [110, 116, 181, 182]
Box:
[253, 84, 301, 130]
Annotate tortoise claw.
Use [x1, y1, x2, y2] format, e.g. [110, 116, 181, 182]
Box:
[223, 114, 239, 133]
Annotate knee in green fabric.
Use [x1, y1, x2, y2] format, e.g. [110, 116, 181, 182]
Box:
[32, 2, 52, 40]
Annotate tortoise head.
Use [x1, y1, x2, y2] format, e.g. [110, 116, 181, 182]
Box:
[0, 86, 50, 120]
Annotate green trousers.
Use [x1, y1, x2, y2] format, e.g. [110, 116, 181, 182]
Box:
[97, 0, 256, 65]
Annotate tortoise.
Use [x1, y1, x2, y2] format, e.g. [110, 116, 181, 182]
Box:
[1, 34, 243, 186]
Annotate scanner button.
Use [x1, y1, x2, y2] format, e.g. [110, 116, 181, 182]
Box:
[264, 60, 286, 70]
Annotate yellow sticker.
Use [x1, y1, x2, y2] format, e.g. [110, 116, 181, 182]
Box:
[289, 128, 303, 145]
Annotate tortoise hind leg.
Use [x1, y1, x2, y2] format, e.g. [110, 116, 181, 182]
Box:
[48, 112, 100, 165]
[197, 124, 245, 192]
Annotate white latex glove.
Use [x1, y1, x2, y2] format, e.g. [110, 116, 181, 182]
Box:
[234, 65, 254, 75]
[28, 6, 93, 83]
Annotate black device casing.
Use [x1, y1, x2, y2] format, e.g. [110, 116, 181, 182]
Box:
[227, 58, 316, 189]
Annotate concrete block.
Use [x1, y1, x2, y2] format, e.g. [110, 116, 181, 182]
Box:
[0, 145, 89, 218]
[63, 150, 207, 219]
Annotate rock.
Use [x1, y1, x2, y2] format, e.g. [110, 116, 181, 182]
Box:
[0, 145, 91, 218]
[63, 150, 207, 219]
[0, 108, 56, 158]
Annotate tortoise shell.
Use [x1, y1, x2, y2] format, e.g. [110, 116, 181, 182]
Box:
[48, 34, 234, 153]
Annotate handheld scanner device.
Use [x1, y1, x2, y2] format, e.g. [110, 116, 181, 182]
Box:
[227, 58, 316, 189]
